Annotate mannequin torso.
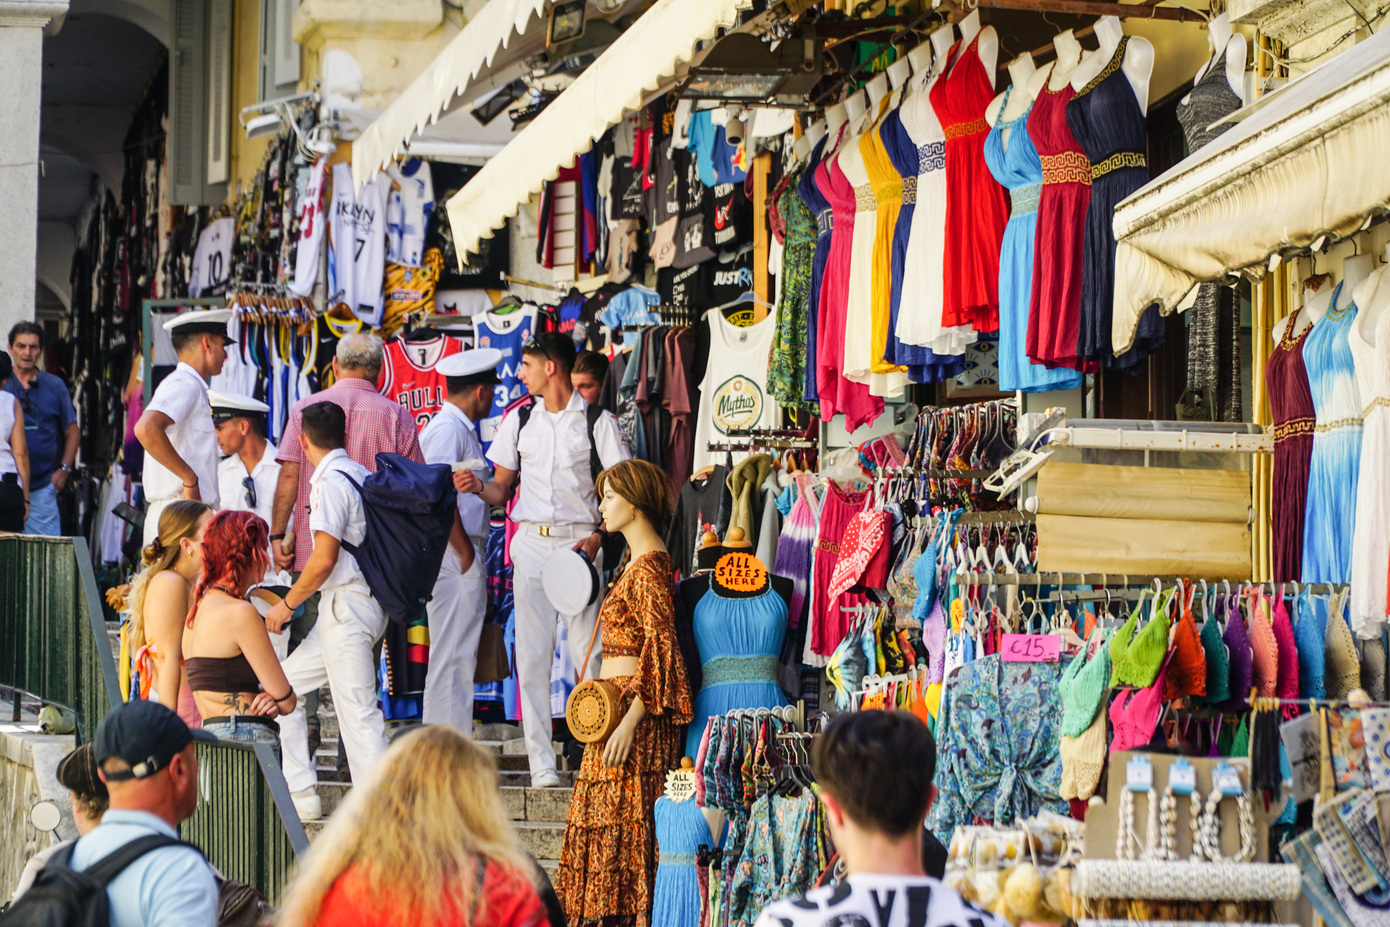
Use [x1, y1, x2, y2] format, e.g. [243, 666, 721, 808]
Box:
[986, 53, 1038, 139]
[1069, 16, 1154, 115]
[948, 13, 999, 91]
[1035, 30, 1083, 94]
[1184, 12, 1247, 107]
[887, 56, 912, 90]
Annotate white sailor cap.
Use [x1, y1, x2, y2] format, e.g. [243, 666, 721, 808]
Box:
[437, 348, 504, 383]
[208, 390, 270, 423]
[162, 309, 235, 342]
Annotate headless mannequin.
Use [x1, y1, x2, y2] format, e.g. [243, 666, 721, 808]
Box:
[1183, 12, 1247, 107]
[1339, 252, 1376, 309]
[1030, 29, 1084, 96]
[949, 11, 999, 90]
[1069, 16, 1154, 116]
[795, 119, 828, 162]
[907, 35, 936, 76]
[844, 88, 869, 127]
[865, 73, 890, 112]
[826, 103, 849, 142]
[887, 56, 912, 91]
[679, 536, 796, 617]
[986, 53, 1038, 142]
[1274, 273, 1331, 344]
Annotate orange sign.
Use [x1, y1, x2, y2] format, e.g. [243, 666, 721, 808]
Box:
[713, 552, 767, 593]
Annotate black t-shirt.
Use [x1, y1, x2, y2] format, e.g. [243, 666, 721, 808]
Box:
[665, 464, 731, 577]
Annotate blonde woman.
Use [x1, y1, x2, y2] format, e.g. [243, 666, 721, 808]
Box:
[277, 726, 552, 927]
[124, 499, 212, 728]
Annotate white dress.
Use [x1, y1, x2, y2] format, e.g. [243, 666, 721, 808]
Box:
[1349, 281, 1390, 635]
[896, 61, 975, 357]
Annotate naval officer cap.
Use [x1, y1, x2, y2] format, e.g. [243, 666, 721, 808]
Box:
[162, 308, 235, 343]
[438, 348, 504, 386]
[208, 390, 270, 424]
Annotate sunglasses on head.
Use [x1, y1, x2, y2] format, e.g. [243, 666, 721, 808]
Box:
[523, 336, 551, 362]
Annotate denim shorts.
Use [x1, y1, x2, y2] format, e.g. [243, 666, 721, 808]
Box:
[203, 715, 282, 765]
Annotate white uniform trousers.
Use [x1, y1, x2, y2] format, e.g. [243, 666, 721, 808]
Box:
[421, 543, 487, 736]
[278, 582, 389, 794]
[510, 527, 603, 776]
[142, 498, 174, 547]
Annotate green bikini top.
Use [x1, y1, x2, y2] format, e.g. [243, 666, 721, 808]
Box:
[1058, 625, 1110, 739]
[1109, 588, 1174, 689]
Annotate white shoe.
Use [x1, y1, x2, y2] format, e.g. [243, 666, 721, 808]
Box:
[531, 769, 561, 788]
[291, 787, 322, 821]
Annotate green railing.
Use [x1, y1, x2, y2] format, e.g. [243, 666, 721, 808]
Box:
[0, 535, 308, 902]
[0, 536, 120, 742]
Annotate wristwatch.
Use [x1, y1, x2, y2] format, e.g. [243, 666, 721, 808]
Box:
[60, 465, 73, 475]
[269, 533, 285, 542]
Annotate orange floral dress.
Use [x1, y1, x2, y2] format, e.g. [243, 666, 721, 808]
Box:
[556, 550, 694, 927]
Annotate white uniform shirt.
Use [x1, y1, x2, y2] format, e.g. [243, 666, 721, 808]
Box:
[486, 391, 631, 527]
[308, 448, 370, 591]
[218, 440, 290, 584]
[419, 402, 490, 544]
[143, 363, 220, 507]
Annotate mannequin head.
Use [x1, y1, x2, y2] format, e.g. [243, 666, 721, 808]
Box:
[596, 459, 674, 537]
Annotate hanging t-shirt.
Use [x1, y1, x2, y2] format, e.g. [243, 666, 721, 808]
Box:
[188, 217, 234, 298]
[692, 309, 781, 472]
[754, 875, 1007, 927]
[475, 305, 538, 450]
[386, 158, 434, 267]
[665, 464, 730, 577]
[311, 312, 367, 391]
[709, 182, 753, 256]
[289, 159, 327, 297]
[328, 163, 389, 326]
[209, 314, 259, 398]
[380, 248, 445, 339]
[434, 289, 493, 319]
[673, 149, 715, 269]
[376, 334, 465, 430]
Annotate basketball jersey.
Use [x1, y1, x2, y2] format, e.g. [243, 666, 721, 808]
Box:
[311, 313, 366, 391]
[474, 305, 538, 451]
[386, 158, 434, 267]
[289, 159, 327, 297]
[376, 335, 465, 430]
[380, 248, 444, 338]
[328, 163, 388, 326]
[188, 217, 234, 298]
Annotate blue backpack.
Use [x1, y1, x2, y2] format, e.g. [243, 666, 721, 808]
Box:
[339, 453, 457, 626]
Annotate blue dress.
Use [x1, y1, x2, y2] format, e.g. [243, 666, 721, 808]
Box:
[1302, 282, 1363, 583]
[685, 585, 790, 757]
[652, 796, 715, 927]
[983, 91, 1083, 394]
[798, 137, 833, 405]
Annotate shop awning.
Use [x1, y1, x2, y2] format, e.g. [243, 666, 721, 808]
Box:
[1111, 27, 1390, 354]
[444, 0, 753, 260]
[351, 0, 551, 184]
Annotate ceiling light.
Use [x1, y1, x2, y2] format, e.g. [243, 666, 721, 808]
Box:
[680, 33, 822, 105]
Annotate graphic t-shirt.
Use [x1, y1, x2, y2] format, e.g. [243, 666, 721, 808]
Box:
[376, 334, 465, 430]
[328, 163, 389, 326]
[474, 305, 538, 451]
[380, 248, 445, 338]
[665, 464, 730, 577]
[188, 217, 234, 298]
[692, 309, 781, 472]
[754, 875, 1008, 927]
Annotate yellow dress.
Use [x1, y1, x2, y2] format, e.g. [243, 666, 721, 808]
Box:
[860, 97, 910, 379]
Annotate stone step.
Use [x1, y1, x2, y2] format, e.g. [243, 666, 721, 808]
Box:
[299, 821, 563, 878]
[515, 821, 566, 860]
[500, 786, 574, 822]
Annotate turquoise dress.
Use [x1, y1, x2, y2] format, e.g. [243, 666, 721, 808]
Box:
[685, 585, 790, 757]
[1302, 283, 1363, 584]
[983, 89, 1082, 394]
[652, 796, 714, 927]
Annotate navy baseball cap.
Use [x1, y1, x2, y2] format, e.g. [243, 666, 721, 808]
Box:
[94, 700, 217, 781]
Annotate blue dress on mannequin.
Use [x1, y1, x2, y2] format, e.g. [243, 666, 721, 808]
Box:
[651, 795, 715, 927]
[983, 89, 1083, 394]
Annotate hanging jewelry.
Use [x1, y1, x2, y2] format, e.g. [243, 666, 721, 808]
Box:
[1193, 763, 1256, 862]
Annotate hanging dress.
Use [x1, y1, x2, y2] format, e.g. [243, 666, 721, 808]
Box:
[1026, 77, 1093, 372]
[810, 481, 874, 658]
[1065, 37, 1165, 370]
[651, 795, 714, 927]
[930, 34, 1009, 333]
[799, 134, 836, 406]
[1264, 309, 1317, 583]
[1176, 46, 1245, 421]
[1302, 283, 1363, 585]
[1349, 289, 1390, 632]
[768, 169, 818, 411]
[861, 95, 913, 388]
[983, 90, 1084, 394]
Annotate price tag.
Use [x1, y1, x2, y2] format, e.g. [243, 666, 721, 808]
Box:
[1169, 758, 1196, 796]
[713, 552, 768, 593]
[1127, 755, 1153, 792]
[1000, 633, 1061, 663]
[1213, 762, 1245, 797]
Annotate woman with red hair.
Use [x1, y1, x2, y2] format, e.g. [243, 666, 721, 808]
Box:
[182, 509, 298, 759]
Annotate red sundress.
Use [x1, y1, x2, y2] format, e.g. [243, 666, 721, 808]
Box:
[929, 34, 1008, 334]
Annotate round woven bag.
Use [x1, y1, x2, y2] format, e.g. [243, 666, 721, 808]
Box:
[566, 679, 623, 744]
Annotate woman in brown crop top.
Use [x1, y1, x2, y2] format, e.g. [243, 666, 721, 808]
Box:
[557, 460, 693, 927]
[183, 510, 297, 759]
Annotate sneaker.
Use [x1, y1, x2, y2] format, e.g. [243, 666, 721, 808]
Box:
[291, 787, 322, 821]
[530, 769, 562, 788]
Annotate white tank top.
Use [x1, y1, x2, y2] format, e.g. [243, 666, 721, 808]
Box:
[0, 394, 16, 475]
[691, 310, 782, 472]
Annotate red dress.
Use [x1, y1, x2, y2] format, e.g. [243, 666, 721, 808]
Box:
[929, 34, 1008, 333]
[811, 482, 874, 657]
[1026, 82, 1095, 373]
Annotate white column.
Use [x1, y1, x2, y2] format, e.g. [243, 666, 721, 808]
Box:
[0, 1, 67, 343]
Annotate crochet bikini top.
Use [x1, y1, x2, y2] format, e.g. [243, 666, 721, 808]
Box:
[1058, 626, 1111, 738]
[1244, 588, 1279, 700]
[1195, 600, 1231, 706]
[1109, 655, 1171, 754]
[1163, 589, 1207, 702]
[1221, 594, 1253, 710]
[1293, 590, 1326, 701]
[1109, 589, 1172, 689]
[1270, 591, 1300, 717]
[1325, 592, 1361, 699]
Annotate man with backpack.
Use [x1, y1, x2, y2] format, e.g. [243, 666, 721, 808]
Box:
[458, 332, 630, 787]
[4, 699, 219, 926]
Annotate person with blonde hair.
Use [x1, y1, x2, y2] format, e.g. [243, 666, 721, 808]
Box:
[556, 458, 693, 926]
[276, 725, 551, 927]
[123, 499, 212, 729]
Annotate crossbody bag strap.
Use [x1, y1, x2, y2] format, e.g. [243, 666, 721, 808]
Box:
[577, 612, 604, 686]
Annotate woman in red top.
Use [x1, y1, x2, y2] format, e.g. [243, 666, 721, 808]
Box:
[276, 726, 550, 927]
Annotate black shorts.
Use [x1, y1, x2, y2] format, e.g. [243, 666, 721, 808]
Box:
[0, 475, 25, 532]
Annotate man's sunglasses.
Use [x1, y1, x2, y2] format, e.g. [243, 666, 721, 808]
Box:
[523, 336, 551, 361]
[242, 476, 257, 510]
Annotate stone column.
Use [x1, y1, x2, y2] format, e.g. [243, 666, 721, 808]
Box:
[0, 0, 67, 343]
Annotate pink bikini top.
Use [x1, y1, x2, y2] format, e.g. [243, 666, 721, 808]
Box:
[1109, 656, 1171, 754]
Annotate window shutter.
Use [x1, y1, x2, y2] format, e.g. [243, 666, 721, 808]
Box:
[205, 0, 233, 186]
[271, 0, 300, 92]
[168, 0, 208, 205]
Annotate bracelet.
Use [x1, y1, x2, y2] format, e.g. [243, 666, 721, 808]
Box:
[1194, 785, 1256, 862]
[183, 481, 197, 488]
[272, 689, 295, 704]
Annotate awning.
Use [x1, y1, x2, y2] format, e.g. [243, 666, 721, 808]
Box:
[445, 0, 753, 260]
[351, 0, 550, 185]
[1111, 27, 1390, 354]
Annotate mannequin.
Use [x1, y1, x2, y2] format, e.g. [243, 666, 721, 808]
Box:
[1070, 16, 1154, 114]
[1030, 29, 1085, 95]
[1274, 272, 1332, 344]
[1183, 12, 1247, 107]
[907, 34, 936, 76]
[826, 103, 849, 140]
[887, 55, 912, 90]
[986, 53, 1038, 136]
[949, 11, 999, 89]
[865, 72, 890, 110]
[1340, 251, 1376, 307]
[844, 88, 869, 125]
[929, 23, 956, 68]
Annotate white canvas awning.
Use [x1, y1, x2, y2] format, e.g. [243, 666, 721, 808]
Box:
[351, 0, 551, 185]
[1111, 27, 1390, 354]
[444, 0, 753, 261]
